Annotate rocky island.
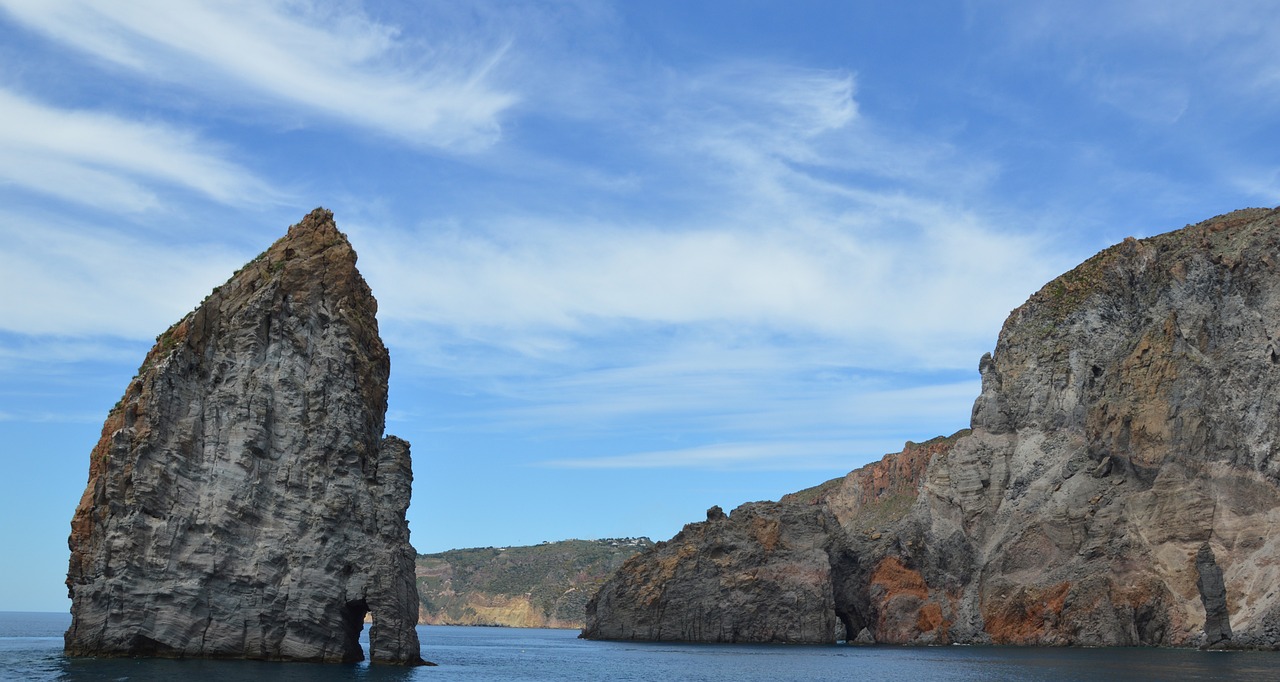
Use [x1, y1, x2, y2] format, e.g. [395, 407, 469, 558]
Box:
[584, 206, 1280, 649]
[65, 209, 426, 665]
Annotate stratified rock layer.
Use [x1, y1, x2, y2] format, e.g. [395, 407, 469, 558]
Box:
[584, 206, 1280, 649]
[66, 209, 425, 665]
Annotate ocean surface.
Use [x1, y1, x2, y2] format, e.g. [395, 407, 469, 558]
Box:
[2, 612, 1276, 681]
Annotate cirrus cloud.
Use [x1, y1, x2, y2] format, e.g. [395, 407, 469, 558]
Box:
[0, 0, 518, 150]
[0, 87, 277, 211]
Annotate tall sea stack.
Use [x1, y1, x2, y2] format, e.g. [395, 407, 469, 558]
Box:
[65, 209, 425, 665]
[585, 206, 1280, 648]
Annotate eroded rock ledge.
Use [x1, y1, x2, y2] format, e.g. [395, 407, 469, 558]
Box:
[584, 206, 1280, 649]
[66, 209, 426, 665]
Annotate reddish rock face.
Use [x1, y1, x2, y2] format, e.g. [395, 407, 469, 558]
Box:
[980, 582, 1071, 645]
[584, 207, 1280, 649]
[785, 434, 962, 533]
[66, 209, 426, 665]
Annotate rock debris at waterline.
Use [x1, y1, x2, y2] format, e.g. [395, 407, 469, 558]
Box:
[584, 206, 1280, 649]
[65, 208, 427, 665]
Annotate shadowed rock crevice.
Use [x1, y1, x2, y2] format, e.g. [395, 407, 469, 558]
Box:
[1196, 543, 1232, 648]
[65, 209, 426, 665]
[340, 599, 369, 663]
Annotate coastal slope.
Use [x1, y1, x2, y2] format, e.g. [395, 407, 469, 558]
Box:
[417, 538, 651, 629]
[66, 209, 425, 665]
[584, 206, 1280, 648]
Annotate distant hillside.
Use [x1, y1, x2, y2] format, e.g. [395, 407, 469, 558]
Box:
[416, 538, 652, 629]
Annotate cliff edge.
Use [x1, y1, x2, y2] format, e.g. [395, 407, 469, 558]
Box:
[584, 206, 1280, 648]
[65, 209, 426, 665]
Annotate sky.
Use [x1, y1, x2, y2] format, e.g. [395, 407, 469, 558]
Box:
[1, 1, 1278, 612]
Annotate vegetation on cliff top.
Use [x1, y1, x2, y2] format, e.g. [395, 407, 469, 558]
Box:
[1017, 207, 1276, 326]
[416, 538, 652, 629]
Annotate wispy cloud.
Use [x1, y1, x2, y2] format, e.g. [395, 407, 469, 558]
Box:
[991, 1, 1280, 109]
[343, 59, 1068, 373]
[0, 0, 518, 150]
[342, 58, 1068, 471]
[359, 205, 1060, 374]
[1091, 72, 1190, 126]
[0, 334, 142, 369]
[0, 4, 1075, 478]
[675, 65, 859, 165]
[488, 364, 980, 442]
[0, 408, 102, 424]
[1229, 167, 1280, 204]
[0, 211, 247, 338]
[541, 440, 879, 471]
[0, 87, 277, 211]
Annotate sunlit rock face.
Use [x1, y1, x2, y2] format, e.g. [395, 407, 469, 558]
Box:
[585, 207, 1280, 649]
[65, 209, 425, 665]
[585, 502, 844, 643]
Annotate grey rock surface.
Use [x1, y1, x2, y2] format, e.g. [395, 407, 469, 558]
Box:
[65, 209, 426, 665]
[584, 207, 1280, 649]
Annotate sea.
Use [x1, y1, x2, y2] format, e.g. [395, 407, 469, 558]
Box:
[1, 612, 1275, 681]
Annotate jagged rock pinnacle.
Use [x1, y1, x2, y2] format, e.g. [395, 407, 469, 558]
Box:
[66, 208, 426, 665]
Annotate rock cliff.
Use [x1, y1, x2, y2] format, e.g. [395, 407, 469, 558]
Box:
[65, 208, 426, 665]
[586, 502, 845, 642]
[584, 206, 1280, 649]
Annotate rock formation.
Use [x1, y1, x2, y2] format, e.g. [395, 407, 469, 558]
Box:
[584, 206, 1280, 649]
[586, 503, 844, 642]
[65, 209, 426, 665]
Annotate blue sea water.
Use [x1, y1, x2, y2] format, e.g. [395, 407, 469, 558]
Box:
[1, 612, 1276, 681]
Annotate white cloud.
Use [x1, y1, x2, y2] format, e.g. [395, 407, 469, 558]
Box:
[0, 5, 1081, 478]
[680, 65, 859, 159]
[340, 60, 1070, 460]
[341, 58, 1074, 471]
[991, 1, 1280, 104]
[540, 440, 880, 471]
[3, 20, 1068, 488]
[0, 335, 141, 369]
[358, 206, 1059, 374]
[484, 361, 981, 442]
[0, 0, 517, 150]
[0, 408, 101, 424]
[0, 211, 248, 338]
[1229, 167, 1280, 204]
[0, 87, 278, 211]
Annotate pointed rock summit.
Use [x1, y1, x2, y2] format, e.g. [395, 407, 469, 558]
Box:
[66, 208, 425, 665]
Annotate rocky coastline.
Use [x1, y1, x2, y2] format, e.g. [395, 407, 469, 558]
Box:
[584, 207, 1280, 649]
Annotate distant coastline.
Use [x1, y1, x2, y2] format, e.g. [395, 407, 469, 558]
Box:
[417, 538, 652, 629]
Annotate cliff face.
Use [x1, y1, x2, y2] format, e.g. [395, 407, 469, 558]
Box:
[582, 434, 965, 644]
[66, 209, 425, 665]
[584, 206, 1280, 649]
[586, 503, 845, 642]
[416, 538, 651, 629]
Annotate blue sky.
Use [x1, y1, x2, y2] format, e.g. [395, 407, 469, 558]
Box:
[1, 1, 1277, 612]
